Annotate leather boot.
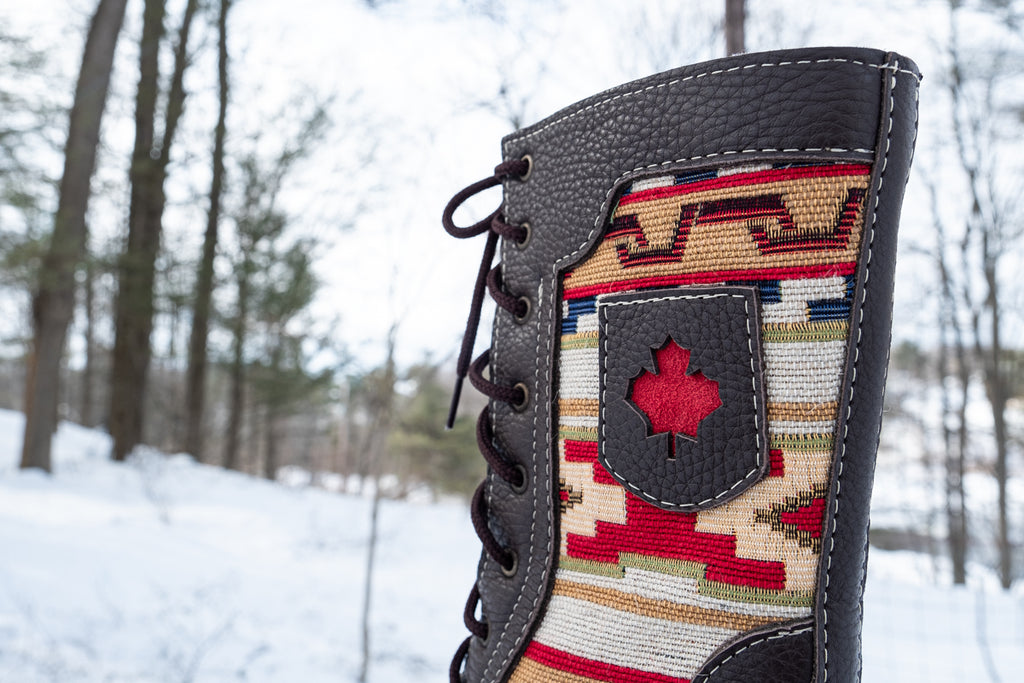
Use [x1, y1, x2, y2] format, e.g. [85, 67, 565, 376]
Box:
[443, 47, 920, 683]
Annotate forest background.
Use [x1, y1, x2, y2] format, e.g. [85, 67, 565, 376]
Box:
[1, 1, 1023, 672]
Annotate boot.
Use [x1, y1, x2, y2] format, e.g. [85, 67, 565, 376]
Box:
[442, 47, 919, 683]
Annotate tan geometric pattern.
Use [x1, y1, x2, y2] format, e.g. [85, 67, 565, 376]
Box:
[513, 162, 870, 683]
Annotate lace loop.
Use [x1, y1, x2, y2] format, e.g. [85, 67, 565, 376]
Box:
[441, 158, 530, 238]
[464, 584, 488, 639]
[471, 480, 516, 571]
[467, 350, 526, 407]
[444, 157, 531, 429]
[487, 266, 529, 320]
[450, 637, 472, 682]
[443, 158, 531, 683]
[476, 407, 523, 488]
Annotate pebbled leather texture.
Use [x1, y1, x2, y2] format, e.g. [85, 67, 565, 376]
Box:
[459, 47, 920, 683]
[597, 286, 768, 510]
[694, 621, 815, 682]
[815, 53, 921, 682]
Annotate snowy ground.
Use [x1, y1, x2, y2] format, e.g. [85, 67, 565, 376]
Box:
[1, 410, 1022, 682]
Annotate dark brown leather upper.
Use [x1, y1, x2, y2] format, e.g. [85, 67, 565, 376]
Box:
[459, 47, 920, 683]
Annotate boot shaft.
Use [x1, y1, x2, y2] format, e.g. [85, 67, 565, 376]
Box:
[446, 47, 920, 683]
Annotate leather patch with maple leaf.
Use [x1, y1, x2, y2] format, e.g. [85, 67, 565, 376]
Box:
[598, 286, 769, 511]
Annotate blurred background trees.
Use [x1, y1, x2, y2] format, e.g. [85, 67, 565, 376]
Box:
[0, 0, 1021, 593]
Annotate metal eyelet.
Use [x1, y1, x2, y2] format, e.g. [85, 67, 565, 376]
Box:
[515, 221, 532, 250]
[518, 154, 533, 181]
[511, 382, 529, 412]
[511, 464, 528, 494]
[514, 296, 531, 324]
[501, 549, 519, 577]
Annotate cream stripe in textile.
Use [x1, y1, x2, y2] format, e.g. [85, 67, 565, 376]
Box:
[764, 340, 846, 404]
[557, 566, 811, 620]
[531, 594, 739, 679]
[558, 347, 599, 400]
[559, 415, 599, 429]
[779, 276, 847, 301]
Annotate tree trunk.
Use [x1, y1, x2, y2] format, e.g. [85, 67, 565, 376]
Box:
[358, 325, 398, 683]
[982, 241, 1011, 589]
[264, 406, 278, 481]
[930, 180, 969, 585]
[184, 0, 231, 463]
[20, 0, 127, 472]
[223, 259, 249, 471]
[109, 0, 198, 461]
[358, 480, 381, 683]
[724, 0, 745, 56]
[263, 336, 283, 480]
[81, 255, 97, 427]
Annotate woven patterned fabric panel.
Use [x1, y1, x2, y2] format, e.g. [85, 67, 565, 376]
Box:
[510, 162, 871, 683]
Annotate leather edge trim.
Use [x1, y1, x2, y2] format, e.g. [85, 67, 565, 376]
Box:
[816, 56, 920, 682]
[696, 618, 816, 682]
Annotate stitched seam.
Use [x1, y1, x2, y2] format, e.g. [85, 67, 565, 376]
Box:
[597, 293, 762, 509]
[821, 59, 899, 682]
[509, 59, 919, 145]
[702, 626, 814, 681]
[486, 145, 553, 682]
[484, 55, 916, 680]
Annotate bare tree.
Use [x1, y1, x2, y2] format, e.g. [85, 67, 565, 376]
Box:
[945, 0, 1021, 589]
[925, 175, 971, 584]
[109, 0, 199, 462]
[184, 0, 231, 462]
[357, 324, 398, 683]
[20, 0, 127, 472]
[725, 0, 745, 55]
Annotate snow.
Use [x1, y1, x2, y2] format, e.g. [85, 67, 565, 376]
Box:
[1, 409, 1022, 682]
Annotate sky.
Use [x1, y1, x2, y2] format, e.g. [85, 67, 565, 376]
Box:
[1, 0, 1017, 372]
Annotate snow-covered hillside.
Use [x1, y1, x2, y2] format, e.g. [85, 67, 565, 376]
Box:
[1, 410, 1021, 682]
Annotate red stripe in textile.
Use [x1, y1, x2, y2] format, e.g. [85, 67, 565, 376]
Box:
[563, 441, 617, 485]
[564, 440, 598, 462]
[592, 460, 617, 486]
[524, 641, 691, 683]
[617, 164, 871, 207]
[566, 495, 786, 590]
[562, 262, 857, 299]
[769, 449, 785, 477]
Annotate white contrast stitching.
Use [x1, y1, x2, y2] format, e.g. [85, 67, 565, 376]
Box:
[481, 55, 918, 683]
[596, 292, 763, 509]
[486, 148, 554, 680]
[821, 59, 901, 682]
[701, 626, 814, 681]
[512, 59, 919, 144]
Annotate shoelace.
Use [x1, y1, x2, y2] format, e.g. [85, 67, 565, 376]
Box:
[442, 157, 531, 682]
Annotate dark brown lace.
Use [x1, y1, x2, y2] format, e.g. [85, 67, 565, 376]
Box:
[442, 158, 530, 682]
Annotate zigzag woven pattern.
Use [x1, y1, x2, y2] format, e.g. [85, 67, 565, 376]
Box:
[509, 162, 871, 683]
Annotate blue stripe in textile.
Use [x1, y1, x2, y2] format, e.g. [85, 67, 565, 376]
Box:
[807, 274, 856, 320]
[730, 280, 782, 303]
[807, 298, 851, 321]
[562, 296, 598, 334]
[674, 169, 719, 185]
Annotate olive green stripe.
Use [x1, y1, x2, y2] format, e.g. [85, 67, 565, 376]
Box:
[698, 578, 815, 609]
[559, 426, 598, 442]
[770, 433, 835, 452]
[619, 553, 706, 580]
[762, 321, 849, 343]
[558, 555, 625, 578]
[561, 333, 599, 351]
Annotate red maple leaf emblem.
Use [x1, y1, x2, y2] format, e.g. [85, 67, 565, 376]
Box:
[628, 340, 722, 459]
